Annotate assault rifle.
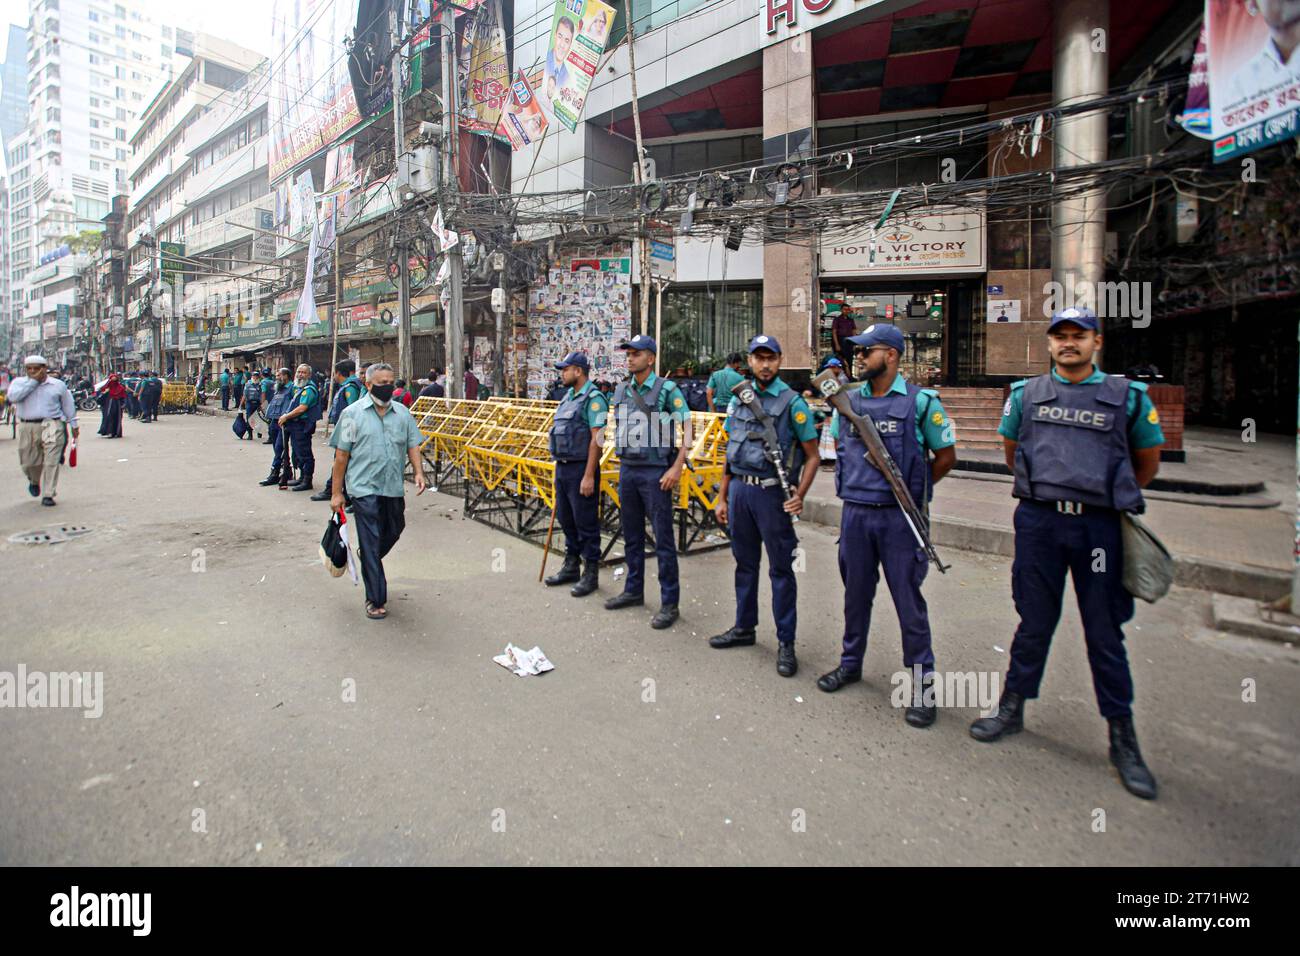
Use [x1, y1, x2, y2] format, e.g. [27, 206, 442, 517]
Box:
[812, 369, 948, 573]
[730, 380, 799, 516]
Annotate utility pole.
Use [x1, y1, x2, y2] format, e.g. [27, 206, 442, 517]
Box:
[392, 2, 414, 384]
[492, 251, 505, 397]
[441, 1, 464, 399]
[149, 212, 161, 372]
[623, 0, 651, 336]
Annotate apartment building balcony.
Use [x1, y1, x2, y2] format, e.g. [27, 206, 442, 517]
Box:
[187, 139, 267, 200]
[185, 197, 273, 256]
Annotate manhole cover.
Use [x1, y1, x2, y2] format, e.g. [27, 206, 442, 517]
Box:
[7, 525, 93, 545]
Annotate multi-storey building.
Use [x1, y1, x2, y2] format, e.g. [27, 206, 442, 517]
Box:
[0, 24, 28, 154]
[123, 36, 266, 373]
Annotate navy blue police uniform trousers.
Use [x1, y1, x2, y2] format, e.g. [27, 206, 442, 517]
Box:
[556, 459, 602, 562]
[270, 423, 288, 475]
[1006, 499, 1135, 718]
[350, 494, 406, 608]
[729, 480, 798, 644]
[220, 385, 230, 410]
[285, 420, 315, 478]
[838, 501, 935, 674]
[618, 463, 679, 604]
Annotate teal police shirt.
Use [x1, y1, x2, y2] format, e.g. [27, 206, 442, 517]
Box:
[998, 366, 1165, 449]
[706, 366, 746, 408]
[618, 372, 691, 423]
[566, 379, 610, 429]
[828, 374, 957, 451]
[723, 376, 819, 443]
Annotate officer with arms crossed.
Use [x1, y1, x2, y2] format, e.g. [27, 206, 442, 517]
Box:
[817, 325, 957, 728]
[709, 335, 820, 677]
[605, 335, 690, 630]
[545, 351, 610, 598]
[278, 364, 321, 492]
[971, 307, 1164, 800]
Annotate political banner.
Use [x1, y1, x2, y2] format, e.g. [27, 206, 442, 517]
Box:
[1207, 0, 1300, 161]
[268, 0, 363, 181]
[1178, 23, 1214, 138]
[500, 69, 549, 150]
[460, 0, 510, 141]
[540, 0, 615, 132]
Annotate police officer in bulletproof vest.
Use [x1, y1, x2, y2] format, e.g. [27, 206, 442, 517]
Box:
[311, 359, 366, 502]
[259, 368, 294, 485]
[605, 335, 690, 630]
[971, 307, 1165, 800]
[544, 351, 611, 598]
[817, 324, 957, 728]
[709, 335, 821, 677]
[278, 363, 321, 491]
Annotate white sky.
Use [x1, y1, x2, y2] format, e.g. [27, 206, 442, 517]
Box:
[0, 0, 272, 58]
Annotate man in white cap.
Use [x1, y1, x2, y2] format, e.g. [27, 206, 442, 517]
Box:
[6, 355, 79, 506]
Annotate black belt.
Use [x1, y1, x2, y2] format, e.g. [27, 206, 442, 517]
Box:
[738, 475, 782, 487]
[20, 418, 61, 423]
[1029, 499, 1110, 516]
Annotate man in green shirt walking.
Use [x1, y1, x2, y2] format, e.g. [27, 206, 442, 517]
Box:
[328, 362, 427, 620]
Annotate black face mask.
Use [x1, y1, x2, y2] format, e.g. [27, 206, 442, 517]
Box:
[369, 383, 395, 403]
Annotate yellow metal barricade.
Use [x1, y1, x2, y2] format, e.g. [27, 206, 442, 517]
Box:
[160, 383, 197, 412]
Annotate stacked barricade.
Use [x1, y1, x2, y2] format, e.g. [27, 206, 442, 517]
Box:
[408, 396, 730, 559]
[160, 383, 198, 414]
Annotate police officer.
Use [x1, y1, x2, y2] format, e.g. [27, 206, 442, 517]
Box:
[239, 370, 263, 440]
[705, 352, 746, 412]
[544, 351, 610, 598]
[144, 370, 163, 422]
[260, 367, 275, 406]
[219, 367, 231, 410]
[709, 335, 820, 677]
[605, 335, 690, 629]
[970, 307, 1164, 800]
[277, 363, 320, 491]
[816, 324, 957, 728]
[260, 368, 293, 485]
[311, 360, 366, 502]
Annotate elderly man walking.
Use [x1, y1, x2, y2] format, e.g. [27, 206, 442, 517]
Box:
[328, 363, 427, 620]
[6, 355, 79, 507]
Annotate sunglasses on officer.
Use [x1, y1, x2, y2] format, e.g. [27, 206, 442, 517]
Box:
[853, 346, 890, 356]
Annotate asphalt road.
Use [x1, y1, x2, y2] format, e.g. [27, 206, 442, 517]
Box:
[1, 412, 1296, 865]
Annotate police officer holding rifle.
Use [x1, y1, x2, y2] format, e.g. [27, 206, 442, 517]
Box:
[812, 325, 956, 728]
[709, 335, 820, 677]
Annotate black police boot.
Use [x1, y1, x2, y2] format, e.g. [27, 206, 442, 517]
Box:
[309, 479, 332, 502]
[570, 561, 599, 598]
[776, 642, 798, 677]
[604, 591, 645, 610]
[544, 554, 582, 587]
[905, 672, 938, 728]
[258, 472, 279, 486]
[816, 665, 861, 693]
[969, 688, 1024, 742]
[1108, 715, 1158, 800]
[708, 627, 756, 649]
[650, 604, 679, 629]
[27, 482, 39, 497]
[291, 470, 314, 492]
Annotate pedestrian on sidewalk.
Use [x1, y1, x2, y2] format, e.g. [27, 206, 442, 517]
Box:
[6, 355, 79, 507]
[543, 352, 609, 598]
[971, 307, 1165, 800]
[328, 363, 427, 620]
[708, 335, 820, 677]
[815, 325, 956, 727]
[96, 373, 127, 438]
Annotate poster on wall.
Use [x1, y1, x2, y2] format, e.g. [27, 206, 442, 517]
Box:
[1207, 0, 1300, 161]
[526, 255, 632, 398]
[539, 0, 615, 132]
[987, 299, 1021, 324]
[500, 69, 549, 150]
[268, 0, 363, 181]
